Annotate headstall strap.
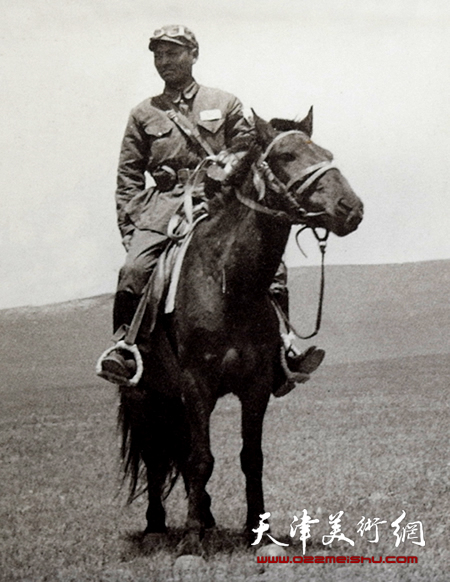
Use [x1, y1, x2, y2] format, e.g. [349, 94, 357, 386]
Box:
[237, 130, 339, 226]
[286, 161, 337, 198]
[260, 130, 304, 162]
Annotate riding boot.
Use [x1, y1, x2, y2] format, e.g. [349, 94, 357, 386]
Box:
[100, 291, 141, 382]
[113, 290, 140, 334]
[270, 267, 325, 391]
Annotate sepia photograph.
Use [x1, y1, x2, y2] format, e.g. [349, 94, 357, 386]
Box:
[1, 1, 449, 580]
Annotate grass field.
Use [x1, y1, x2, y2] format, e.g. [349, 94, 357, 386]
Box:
[1, 261, 449, 581]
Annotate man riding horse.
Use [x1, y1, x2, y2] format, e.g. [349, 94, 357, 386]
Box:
[99, 24, 324, 390]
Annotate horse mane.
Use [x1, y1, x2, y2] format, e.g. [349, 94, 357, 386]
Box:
[223, 140, 262, 189]
[270, 118, 307, 133]
[270, 106, 313, 136]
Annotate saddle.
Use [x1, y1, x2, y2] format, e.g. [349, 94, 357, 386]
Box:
[96, 187, 209, 387]
[155, 196, 210, 324]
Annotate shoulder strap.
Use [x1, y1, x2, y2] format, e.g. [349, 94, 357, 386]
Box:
[151, 95, 215, 157]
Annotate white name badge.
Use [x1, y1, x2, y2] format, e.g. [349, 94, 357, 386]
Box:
[200, 109, 222, 121]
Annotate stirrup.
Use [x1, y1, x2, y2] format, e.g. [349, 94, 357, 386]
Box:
[274, 344, 325, 398]
[289, 346, 325, 375]
[273, 374, 310, 398]
[96, 340, 143, 387]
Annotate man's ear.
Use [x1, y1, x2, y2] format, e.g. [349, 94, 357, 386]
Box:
[191, 47, 199, 63]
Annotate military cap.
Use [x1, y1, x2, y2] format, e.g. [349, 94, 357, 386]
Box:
[149, 25, 199, 51]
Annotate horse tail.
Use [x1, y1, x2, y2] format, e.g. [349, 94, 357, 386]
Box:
[118, 384, 188, 503]
[118, 388, 144, 501]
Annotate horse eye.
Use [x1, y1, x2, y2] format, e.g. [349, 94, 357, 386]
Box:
[277, 152, 296, 163]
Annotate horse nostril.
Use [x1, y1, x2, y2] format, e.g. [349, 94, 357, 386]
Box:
[337, 198, 353, 215]
[348, 209, 363, 229]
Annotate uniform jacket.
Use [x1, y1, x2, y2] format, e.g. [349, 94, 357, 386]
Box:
[115, 82, 253, 236]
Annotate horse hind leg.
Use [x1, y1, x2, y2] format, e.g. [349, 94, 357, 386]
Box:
[144, 451, 216, 537]
[144, 461, 170, 534]
[127, 388, 185, 536]
[145, 394, 191, 535]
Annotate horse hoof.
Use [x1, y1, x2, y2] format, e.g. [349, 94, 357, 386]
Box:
[243, 526, 258, 546]
[143, 531, 166, 540]
[144, 525, 167, 535]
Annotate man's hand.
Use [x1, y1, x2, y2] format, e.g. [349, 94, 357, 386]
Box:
[214, 150, 243, 174]
[206, 150, 245, 183]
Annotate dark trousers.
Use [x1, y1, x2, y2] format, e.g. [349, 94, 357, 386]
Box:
[117, 229, 169, 296]
[114, 229, 169, 332]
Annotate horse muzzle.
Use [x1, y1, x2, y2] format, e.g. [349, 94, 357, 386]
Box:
[332, 199, 364, 236]
[303, 196, 363, 236]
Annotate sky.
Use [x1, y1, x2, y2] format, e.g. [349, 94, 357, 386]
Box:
[1, 0, 449, 308]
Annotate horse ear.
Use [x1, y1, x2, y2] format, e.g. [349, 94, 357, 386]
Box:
[251, 109, 277, 146]
[296, 106, 313, 137]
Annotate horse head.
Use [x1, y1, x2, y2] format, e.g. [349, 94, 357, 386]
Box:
[251, 108, 364, 237]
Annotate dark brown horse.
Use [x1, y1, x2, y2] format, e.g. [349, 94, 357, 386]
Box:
[119, 109, 363, 554]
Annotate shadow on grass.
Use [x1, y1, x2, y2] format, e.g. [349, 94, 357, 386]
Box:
[122, 526, 255, 558]
[121, 527, 327, 560]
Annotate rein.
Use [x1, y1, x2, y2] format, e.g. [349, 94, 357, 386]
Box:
[271, 227, 328, 341]
[236, 130, 336, 339]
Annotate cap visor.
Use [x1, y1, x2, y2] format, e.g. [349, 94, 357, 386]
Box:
[149, 36, 186, 50]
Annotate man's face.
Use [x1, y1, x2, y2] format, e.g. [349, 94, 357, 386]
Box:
[153, 41, 197, 88]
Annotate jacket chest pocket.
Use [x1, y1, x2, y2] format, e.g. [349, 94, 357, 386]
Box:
[144, 117, 173, 139]
[144, 118, 176, 162]
[197, 118, 226, 152]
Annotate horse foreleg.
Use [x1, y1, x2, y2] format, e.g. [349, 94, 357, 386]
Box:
[182, 476, 216, 529]
[240, 391, 270, 541]
[178, 374, 215, 554]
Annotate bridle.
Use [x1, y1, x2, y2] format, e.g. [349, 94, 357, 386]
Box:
[236, 129, 336, 339]
[236, 130, 338, 224]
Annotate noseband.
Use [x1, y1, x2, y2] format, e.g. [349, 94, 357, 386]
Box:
[236, 130, 337, 223]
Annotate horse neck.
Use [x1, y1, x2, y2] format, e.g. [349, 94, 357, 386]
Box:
[218, 175, 292, 301]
